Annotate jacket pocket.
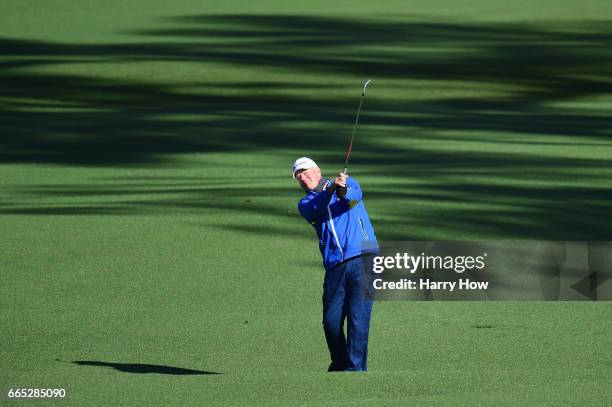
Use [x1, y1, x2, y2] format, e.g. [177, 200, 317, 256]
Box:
[359, 218, 369, 239]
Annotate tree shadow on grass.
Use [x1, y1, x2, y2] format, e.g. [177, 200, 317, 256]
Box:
[2, 15, 612, 239]
[67, 360, 221, 375]
[4, 169, 610, 239]
[1, 15, 612, 166]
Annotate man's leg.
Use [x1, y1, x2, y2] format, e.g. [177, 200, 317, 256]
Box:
[344, 257, 374, 371]
[322, 263, 349, 371]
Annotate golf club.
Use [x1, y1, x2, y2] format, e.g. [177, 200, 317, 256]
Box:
[338, 79, 372, 197]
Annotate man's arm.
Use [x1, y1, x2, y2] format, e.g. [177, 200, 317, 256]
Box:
[298, 186, 335, 223]
[343, 176, 363, 202]
[335, 173, 363, 202]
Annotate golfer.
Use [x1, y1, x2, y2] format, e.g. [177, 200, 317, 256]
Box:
[292, 157, 378, 372]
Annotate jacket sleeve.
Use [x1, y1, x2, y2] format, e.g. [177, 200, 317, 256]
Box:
[343, 177, 363, 202]
[298, 189, 334, 223]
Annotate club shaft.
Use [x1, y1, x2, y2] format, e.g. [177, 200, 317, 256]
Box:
[343, 93, 365, 174]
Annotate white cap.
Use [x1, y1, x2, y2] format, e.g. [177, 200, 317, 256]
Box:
[291, 157, 318, 178]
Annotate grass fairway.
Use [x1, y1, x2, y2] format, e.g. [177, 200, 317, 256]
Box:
[1, 0, 611, 405]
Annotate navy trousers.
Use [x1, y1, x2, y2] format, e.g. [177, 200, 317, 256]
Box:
[322, 256, 374, 372]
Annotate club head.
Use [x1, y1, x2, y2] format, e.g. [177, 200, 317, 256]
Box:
[362, 79, 372, 96]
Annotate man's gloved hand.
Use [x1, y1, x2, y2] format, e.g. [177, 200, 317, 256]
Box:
[335, 172, 347, 198]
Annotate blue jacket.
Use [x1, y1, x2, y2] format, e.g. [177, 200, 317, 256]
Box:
[298, 177, 379, 270]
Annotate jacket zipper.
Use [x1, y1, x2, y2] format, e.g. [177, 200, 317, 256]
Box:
[327, 206, 344, 260]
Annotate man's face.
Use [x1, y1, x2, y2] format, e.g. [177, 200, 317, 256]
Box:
[295, 167, 322, 191]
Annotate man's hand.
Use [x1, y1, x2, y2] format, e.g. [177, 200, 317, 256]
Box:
[335, 172, 348, 198]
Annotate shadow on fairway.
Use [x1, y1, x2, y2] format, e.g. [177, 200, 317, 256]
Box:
[1, 16, 612, 166]
[69, 360, 221, 375]
[2, 14, 612, 239]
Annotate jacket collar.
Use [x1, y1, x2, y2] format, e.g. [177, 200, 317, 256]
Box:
[304, 178, 330, 193]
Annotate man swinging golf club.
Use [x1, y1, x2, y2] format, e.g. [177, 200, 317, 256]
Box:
[292, 80, 378, 372]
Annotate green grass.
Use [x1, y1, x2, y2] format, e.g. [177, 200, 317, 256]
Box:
[1, 0, 611, 405]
